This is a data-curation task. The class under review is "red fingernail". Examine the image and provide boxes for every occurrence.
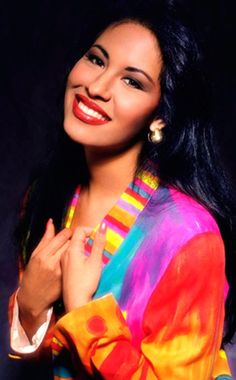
[99,222,107,234]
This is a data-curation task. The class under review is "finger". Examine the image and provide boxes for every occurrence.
[42,228,72,257]
[40,218,55,243]
[32,219,55,257]
[51,240,71,261]
[80,226,94,236]
[69,227,88,255]
[89,222,107,265]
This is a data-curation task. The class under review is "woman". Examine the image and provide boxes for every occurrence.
[9,3,236,380]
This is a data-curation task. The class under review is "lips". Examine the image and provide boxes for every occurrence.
[72,94,111,125]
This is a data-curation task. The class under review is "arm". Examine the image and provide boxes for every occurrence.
[9,290,55,358]
[8,219,72,357]
[54,232,229,379]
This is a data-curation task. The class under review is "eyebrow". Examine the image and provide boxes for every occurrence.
[125,67,154,85]
[92,44,109,59]
[91,44,155,85]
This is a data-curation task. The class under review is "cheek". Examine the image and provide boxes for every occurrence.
[67,63,80,83]
[64,85,73,114]
[67,61,94,87]
[117,96,158,125]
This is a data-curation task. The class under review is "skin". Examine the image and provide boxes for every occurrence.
[17,220,72,339]
[17,21,165,341]
[64,22,163,150]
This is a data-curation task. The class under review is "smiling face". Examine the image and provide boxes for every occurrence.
[64,21,163,152]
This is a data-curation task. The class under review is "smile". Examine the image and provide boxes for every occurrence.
[78,101,107,120]
[72,94,111,125]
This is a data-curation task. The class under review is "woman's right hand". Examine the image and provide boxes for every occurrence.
[17,219,72,341]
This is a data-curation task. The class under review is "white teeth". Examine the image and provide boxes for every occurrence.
[78,101,107,121]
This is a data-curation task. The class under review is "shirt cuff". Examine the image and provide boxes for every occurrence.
[53,294,130,373]
[10,293,53,354]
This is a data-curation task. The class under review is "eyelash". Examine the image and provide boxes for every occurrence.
[85,52,104,67]
[85,52,143,90]
[123,77,143,90]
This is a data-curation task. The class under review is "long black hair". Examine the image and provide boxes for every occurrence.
[17,1,236,344]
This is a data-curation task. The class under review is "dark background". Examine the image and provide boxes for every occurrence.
[0,1,235,378]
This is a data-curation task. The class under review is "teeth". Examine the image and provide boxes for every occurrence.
[78,101,107,121]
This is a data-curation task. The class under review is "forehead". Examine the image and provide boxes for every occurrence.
[94,22,163,76]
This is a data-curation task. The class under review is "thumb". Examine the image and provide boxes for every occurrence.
[89,222,107,266]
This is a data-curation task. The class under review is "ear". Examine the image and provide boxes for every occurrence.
[149,118,166,132]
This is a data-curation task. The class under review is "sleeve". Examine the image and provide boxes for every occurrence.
[8,184,55,359]
[8,290,55,360]
[10,289,53,354]
[53,232,230,379]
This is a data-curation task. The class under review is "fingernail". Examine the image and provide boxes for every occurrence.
[46,218,53,229]
[99,222,107,234]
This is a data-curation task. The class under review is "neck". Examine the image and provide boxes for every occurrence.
[84,142,143,199]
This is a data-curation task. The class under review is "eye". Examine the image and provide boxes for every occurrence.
[85,52,104,67]
[123,77,143,90]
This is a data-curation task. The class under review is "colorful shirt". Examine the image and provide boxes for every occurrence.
[9,163,232,379]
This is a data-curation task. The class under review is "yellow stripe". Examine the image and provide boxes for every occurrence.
[67,208,75,218]
[65,219,72,228]
[65,209,76,228]
[107,228,123,248]
[121,193,143,210]
[109,207,136,226]
[139,171,159,189]
[105,241,117,254]
[86,227,122,255]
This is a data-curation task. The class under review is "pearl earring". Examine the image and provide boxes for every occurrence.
[148,123,164,143]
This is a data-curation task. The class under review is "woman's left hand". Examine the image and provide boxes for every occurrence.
[61,223,107,313]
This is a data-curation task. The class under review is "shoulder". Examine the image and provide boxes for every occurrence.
[135,185,225,282]
[138,185,223,257]
[147,184,220,234]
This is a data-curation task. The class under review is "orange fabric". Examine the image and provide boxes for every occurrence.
[53,234,231,379]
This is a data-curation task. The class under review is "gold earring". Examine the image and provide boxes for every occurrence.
[148,119,165,144]
[148,127,163,143]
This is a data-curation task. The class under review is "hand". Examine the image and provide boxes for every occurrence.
[61,223,107,313]
[17,219,72,339]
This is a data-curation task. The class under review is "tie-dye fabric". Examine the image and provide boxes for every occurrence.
[9,163,232,379]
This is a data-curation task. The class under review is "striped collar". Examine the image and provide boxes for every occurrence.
[65,162,159,264]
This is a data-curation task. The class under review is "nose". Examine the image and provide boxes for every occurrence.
[86,71,112,101]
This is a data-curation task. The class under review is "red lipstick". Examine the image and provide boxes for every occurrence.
[72,94,111,125]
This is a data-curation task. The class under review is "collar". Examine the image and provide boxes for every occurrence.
[65,161,159,264]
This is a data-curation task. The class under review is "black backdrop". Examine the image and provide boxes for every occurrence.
[0,1,235,379]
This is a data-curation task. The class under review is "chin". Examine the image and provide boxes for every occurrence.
[63,119,86,143]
